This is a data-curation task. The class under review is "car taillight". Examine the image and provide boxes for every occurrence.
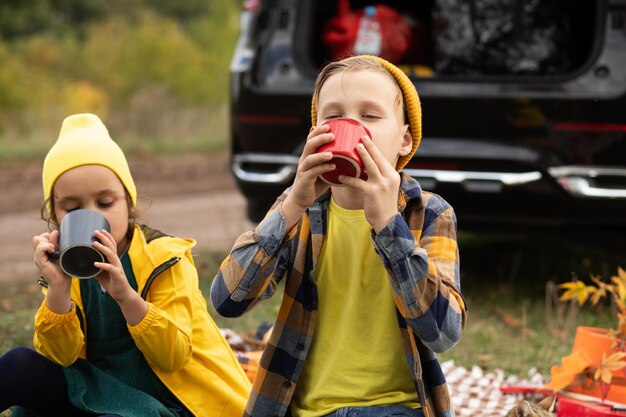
[553,123,626,133]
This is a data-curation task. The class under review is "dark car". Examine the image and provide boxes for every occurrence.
[229,0,626,232]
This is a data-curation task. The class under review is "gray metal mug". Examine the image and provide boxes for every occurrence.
[57,209,111,279]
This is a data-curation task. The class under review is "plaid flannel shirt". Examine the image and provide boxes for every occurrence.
[211,173,467,417]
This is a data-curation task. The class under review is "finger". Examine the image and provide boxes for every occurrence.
[99,229,116,245]
[35,240,57,257]
[93,241,119,265]
[307,123,330,139]
[34,241,60,269]
[32,233,51,250]
[93,240,113,254]
[299,152,335,173]
[361,136,396,176]
[303,131,334,157]
[300,162,337,185]
[49,230,60,245]
[94,261,115,273]
[304,124,332,148]
[364,137,396,175]
[93,242,121,269]
[356,141,380,179]
[33,237,43,251]
[337,174,367,191]
[94,230,116,250]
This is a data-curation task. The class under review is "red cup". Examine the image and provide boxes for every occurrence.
[317,118,370,186]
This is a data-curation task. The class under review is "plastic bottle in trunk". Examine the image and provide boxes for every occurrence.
[353,6,381,56]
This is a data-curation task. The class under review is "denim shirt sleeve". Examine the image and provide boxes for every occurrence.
[372,204,466,354]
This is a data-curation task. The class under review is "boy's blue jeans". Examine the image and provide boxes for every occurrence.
[322,405,425,417]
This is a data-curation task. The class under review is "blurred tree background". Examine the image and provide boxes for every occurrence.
[0,0,240,160]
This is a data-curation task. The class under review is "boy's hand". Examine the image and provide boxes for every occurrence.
[282,125,335,226]
[339,136,401,233]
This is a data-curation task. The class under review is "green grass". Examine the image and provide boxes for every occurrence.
[0,104,229,164]
[195,253,282,335]
[1,232,624,415]
[444,230,622,375]
[0,282,42,356]
[437,281,608,376]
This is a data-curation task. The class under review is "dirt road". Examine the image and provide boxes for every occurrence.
[0,152,256,286]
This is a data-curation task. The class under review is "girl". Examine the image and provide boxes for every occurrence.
[0,114,250,417]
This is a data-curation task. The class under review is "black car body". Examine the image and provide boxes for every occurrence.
[229,0,626,231]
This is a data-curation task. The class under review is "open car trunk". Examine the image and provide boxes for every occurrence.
[310,0,602,79]
[230,0,626,225]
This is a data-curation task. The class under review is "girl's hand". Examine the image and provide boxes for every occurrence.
[282,125,335,225]
[33,230,72,313]
[93,229,133,303]
[338,136,401,233]
[33,230,68,287]
[93,230,148,326]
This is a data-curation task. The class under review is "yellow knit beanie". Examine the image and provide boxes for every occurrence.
[43,113,137,208]
[311,55,422,170]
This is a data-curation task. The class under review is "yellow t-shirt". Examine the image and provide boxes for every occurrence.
[290,198,419,417]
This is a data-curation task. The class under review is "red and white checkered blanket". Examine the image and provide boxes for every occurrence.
[442,360,548,417]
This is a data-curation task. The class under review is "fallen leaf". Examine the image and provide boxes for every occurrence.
[523,328,537,337]
[501,312,523,327]
[476,354,494,362]
[0,298,14,312]
[594,352,626,384]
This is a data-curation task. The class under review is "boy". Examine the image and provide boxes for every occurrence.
[211,55,467,417]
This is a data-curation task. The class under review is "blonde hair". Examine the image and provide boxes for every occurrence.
[311,56,406,124]
[310,55,422,170]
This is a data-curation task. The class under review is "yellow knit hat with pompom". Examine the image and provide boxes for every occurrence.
[311,55,422,171]
[42,113,137,208]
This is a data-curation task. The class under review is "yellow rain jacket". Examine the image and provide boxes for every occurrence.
[33,224,251,417]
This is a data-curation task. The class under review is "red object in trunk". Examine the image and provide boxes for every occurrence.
[322,0,416,63]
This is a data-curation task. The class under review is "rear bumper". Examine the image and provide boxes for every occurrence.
[231,152,626,228]
[548,166,626,198]
[232,151,626,198]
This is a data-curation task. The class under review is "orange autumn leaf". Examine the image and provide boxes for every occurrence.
[0,298,13,312]
[615,266,626,282]
[611,271,626,305]
[501,312,523,327]
[594,352,626,384]
[590,275,609,305]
